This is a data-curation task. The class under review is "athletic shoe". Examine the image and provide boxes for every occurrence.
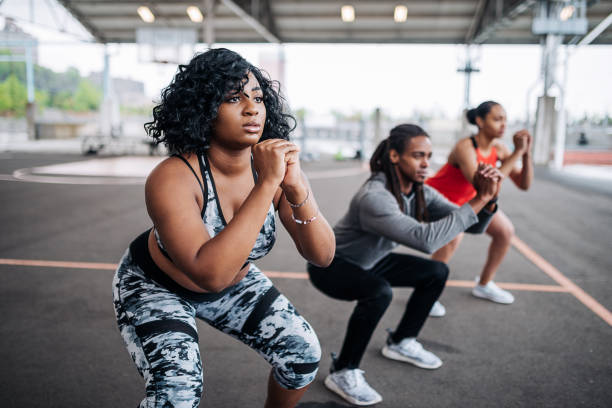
[429,300,446,317]
[381,331,442,369]
[472,278,515,304]
[324,368,382,406]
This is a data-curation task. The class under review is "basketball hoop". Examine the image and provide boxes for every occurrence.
[136,27,197,65]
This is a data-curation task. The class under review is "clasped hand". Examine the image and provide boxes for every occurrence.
[513,130,532,155]
[252,139,305,192]
[473,163,503,203]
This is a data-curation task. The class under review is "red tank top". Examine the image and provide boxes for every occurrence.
[426,137,498,206]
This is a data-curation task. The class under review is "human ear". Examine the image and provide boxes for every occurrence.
[389,149,399,164]
[475,116,484,128]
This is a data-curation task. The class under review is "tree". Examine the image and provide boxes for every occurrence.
[0,63,101,112]
[72,80,101,111]
[52,90,74,111]
[35,89,49,110]
[0,74,27,116]
[0,81,12,113]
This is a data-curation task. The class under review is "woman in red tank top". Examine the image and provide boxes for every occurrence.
[425,101,533,311]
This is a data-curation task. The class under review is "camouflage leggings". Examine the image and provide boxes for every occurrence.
[112,248,321,408]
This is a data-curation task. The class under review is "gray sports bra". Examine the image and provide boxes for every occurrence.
[154,154,276,265]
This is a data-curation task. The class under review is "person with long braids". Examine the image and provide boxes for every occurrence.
[426,101,533,309]
[307,124,501,406]
[112,48,335,408]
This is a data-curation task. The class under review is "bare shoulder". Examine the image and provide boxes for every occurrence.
[453,137,476,154]
[450,137,476,164]
[145,156,201,206]
[147,156,186,189]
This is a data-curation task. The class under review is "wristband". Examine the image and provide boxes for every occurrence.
[291,212,318,225]
[286,189,310,208]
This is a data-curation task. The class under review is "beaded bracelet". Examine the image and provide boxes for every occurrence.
[287,189,310,208]
[291,212,318,225]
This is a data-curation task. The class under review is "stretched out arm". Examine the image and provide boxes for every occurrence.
[359,165,501,253]
[426,185,497,235]
[359,191,477,254]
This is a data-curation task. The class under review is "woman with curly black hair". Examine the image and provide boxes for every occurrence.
[112,48,335,408]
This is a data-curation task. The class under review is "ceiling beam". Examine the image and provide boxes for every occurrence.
[568,0,603,44]
[470,0,536,44]
[220,0,280,43]
[57,0,107,42]
[578,10,612,45]
[465,0,490,42]
[66,0,193,3]
[261,0,279,39]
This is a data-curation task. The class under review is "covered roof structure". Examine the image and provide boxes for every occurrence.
[57,0,612,45]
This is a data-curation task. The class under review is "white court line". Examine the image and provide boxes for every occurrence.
[511,236,612,326]
[6,157,368,185]
[12,169,146,185]
[0,258,568,293]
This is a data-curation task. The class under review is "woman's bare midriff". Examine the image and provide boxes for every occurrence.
[147,229,250,293]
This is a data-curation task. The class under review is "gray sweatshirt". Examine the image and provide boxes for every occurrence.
[334,172,496,270]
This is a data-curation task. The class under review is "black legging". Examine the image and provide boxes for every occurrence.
[308,253,449,370]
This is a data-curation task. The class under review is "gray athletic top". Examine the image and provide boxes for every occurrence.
[334,172,495,270]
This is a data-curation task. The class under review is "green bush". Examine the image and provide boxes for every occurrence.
[0,62,102,113]
[0,74,27,116]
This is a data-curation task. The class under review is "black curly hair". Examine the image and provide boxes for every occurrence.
[145,48,295,155]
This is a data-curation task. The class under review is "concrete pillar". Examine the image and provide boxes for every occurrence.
[373,107,382,146]
[534,95,557,165]
[542,34,562,95]
[458,45,479,141]
[25,44,35,103]
[358,119,365,161]
[204,0,215,47]
[553,46,569,170]
[24,43,36,140]
[99,48,111,137]
[99,46,121,137]
[534,33,562,165]
[26,102,36,140]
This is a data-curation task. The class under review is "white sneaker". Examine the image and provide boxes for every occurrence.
[472,279,515,304]
[381,335,442,369]
[324,368,383,406]
[429,300,446,317]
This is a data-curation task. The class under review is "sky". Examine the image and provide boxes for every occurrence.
[1,0,611,122]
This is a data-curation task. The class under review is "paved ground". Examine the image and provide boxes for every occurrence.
[0,152,611,408]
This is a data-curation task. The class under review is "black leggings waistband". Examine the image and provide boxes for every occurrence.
[129,229,238,302]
